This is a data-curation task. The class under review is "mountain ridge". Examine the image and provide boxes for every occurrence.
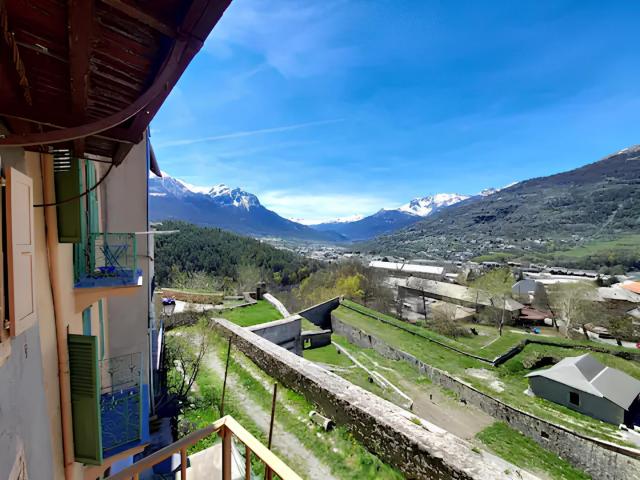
[366,145,640,262]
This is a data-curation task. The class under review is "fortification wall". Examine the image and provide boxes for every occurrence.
[212,318,537,480]
[247,315,302,356]
[298,297,340,330]
[331,316,640,480]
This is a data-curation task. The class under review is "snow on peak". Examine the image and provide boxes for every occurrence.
[207,184,261,210]
[176,179,211,194]
[398,193,469,217]
[148,173,260,209]
[304,214,365,225]
[480,181,518,196]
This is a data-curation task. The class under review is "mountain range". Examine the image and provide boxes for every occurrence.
[367,145,640,264]
[148,174,345,242]
[148,173,471,241]
[149,145,640,256]
[309,193,470,241]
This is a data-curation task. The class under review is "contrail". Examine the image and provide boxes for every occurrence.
[155,118,344,148]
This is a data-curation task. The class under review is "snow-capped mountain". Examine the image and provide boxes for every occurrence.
[148,173,344,242]
[149,173,260,210]
[310,193,469,241]
[397,193,470,217]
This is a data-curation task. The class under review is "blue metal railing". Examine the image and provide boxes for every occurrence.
[100,352,149,457]
[75,233,141,288]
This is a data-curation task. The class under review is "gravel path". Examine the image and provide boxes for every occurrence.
[206,348,337,480]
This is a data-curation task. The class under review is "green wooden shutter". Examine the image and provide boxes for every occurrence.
[68,334,103,465]
[54,157,82,243]
[87,162,100,234]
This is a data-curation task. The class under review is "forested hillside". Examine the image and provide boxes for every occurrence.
[154,221,318,287]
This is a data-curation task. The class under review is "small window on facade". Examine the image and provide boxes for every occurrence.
[569,391,580,406]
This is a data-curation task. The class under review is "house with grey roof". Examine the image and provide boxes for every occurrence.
[526,354,640,426]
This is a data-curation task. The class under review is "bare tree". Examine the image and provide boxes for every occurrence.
[471,268,514,336]
[164,318,210,400]
[432,302,466,339]
[236,264,262,294]
[547,283,596,339]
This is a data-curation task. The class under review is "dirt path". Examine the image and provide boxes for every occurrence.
[346,350,494,440]
[397,378,494,439]
[206,348,338,480]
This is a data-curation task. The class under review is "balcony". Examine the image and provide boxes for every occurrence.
[100,353,150,459]
[105,415,301,480]
[74,233,143,311]
[68,335,150,466]
[75,233,142,288]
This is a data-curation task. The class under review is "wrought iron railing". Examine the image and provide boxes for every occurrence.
[100,353,146,457]
[75,232,141,288]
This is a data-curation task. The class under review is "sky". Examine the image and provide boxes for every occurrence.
[151,0,640,224]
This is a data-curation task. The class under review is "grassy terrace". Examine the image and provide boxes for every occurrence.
[477,423,590,480]
[183,328,403,480]
[333,303,640,446]
[341,300,638,359]
[220,300,282,327]
[305,337,591,479]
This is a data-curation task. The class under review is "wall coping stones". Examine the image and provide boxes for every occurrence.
[212,318,538,480]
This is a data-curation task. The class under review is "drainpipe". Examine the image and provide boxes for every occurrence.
[41,155,75,480]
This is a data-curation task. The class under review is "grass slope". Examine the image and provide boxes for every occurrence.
[477,422,591,480]
[221,300,282,327]
[333,304,640,445]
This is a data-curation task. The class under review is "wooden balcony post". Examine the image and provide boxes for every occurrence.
[180,447,187,480]
[245,444,251,480]
[265,464,273,480]
[222,425,232,480]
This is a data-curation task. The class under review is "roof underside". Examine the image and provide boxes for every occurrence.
[0,0,231,162]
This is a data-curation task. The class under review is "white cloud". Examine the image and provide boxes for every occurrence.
[155,119,343,148]
[260,189,389,224]
[205,0,356,78]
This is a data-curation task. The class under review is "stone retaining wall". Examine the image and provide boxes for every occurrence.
[212,318,538,480]
[298,297,340,330]
[332,315,640,480]
[247,315,302,355]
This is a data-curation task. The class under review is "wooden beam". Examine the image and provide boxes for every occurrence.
[100,0,177,38]
[0,108,136,144]
[115,0,233,144]
[111,141,133,166]
[68,0,94,156]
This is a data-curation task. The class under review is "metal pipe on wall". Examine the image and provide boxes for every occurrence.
[40,154,75,480]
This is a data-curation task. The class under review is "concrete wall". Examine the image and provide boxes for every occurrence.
[0,325,55,480]
[332,315,640,480]
[529,377,624,425]
[104,139,150,383]
[301,329,332,350]
[247,316,302,355]
[213,318,538,480]
[298,297,340,330]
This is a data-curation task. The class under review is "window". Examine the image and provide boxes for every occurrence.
[569,391,580,406]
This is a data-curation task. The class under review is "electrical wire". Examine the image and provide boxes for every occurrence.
[33,162,114,208]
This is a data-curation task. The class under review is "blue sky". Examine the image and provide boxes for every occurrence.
[151,0,640,223]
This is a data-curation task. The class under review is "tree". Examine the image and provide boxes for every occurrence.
[431,302,467,339]
[236,264,262,294]
[164,316,210,401]
[471,267,514,336]
[547,283,596,339]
